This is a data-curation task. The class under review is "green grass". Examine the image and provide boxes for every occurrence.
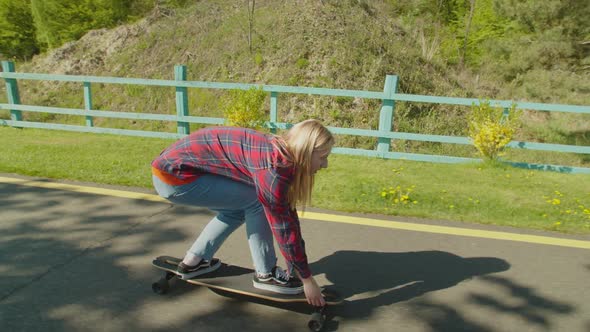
[314,155,590,234]
[1,127,589,235]
[0,127,171,186]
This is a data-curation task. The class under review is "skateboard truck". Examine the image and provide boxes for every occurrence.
[308,305,327,332]
[151,271,176,295]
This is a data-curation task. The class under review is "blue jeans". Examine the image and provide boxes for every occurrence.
[152,174,277,275]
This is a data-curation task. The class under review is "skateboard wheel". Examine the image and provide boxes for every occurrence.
[307,312,325,332]
[152,278,170,295]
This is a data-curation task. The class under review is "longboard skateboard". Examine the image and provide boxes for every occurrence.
[152,256,342,331]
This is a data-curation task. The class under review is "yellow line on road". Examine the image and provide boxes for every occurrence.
[301,212,590,250]
[0,176,166,202]
[2,176,589,250]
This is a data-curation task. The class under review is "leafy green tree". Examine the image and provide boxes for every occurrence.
[493,0,589,37]
[0,0,186,57]
[30,0,131,49]
[480,0,589,80]
[0,0,39,59]
[442,0,511,66]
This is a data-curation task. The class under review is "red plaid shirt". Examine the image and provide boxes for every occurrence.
[151,126,311,278]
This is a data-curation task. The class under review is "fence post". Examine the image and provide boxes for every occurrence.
[270,91,278,133]
[83,82,94,127]
[501,107,510,122]
[174,65,190,135]
[377,74,398,154]
[1,61,22,123]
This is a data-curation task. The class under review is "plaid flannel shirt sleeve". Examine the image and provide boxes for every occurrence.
[252,168,311,279]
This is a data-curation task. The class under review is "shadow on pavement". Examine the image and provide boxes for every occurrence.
[311,250,574,331]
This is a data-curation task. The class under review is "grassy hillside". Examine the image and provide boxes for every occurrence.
[1,0,588,167]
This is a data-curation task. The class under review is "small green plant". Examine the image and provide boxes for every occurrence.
[254,52,264,67]
[468,101,521,161]
[223,87,267,130]
[296,58,309,69]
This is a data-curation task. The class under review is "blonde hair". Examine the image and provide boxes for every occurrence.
[281,119,335,210]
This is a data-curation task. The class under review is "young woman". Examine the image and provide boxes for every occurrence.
[151,119,335,307]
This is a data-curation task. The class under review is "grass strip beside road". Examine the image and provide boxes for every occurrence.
[1,127,589,234]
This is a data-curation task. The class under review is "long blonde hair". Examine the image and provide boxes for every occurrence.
[280,119,335,210]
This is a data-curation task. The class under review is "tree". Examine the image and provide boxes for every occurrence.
[0,0,39,59]
[459,0,475,67]
[441,0,510,66]
[30,0,132,50]
[481,0,589,80]
[246,0,255,53]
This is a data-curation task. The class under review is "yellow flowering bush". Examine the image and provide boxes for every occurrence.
[469,102,521,161]
[223,87,267,130]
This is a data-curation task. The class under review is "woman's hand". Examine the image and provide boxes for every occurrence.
[301,276,326,307]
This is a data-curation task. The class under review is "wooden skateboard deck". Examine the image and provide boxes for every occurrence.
[151,256,342,304]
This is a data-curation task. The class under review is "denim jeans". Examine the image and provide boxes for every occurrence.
[152,174,277,275]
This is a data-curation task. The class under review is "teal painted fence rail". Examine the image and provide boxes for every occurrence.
[1,60,589,174]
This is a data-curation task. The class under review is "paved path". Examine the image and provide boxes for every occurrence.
[1,174,589,332]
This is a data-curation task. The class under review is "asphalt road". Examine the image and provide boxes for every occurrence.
[1,174,589,332]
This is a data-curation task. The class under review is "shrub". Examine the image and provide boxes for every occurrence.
[223,86,267,130]
[468,101,521,161]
